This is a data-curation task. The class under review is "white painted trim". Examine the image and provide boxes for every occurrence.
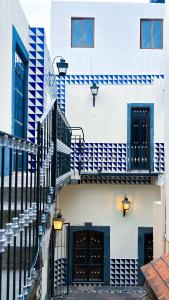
[56,171,71,187]
[57,139,72,154]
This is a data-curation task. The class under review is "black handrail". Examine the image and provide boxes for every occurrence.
[0,96,73,299]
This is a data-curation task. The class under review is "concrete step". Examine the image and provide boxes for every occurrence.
[52,286,147,300]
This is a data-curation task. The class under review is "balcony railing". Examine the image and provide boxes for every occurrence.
[71,142,164,175]
[0,98,72,299]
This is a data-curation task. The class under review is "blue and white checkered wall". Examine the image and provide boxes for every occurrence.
[28,27,53,144]
[110,259,138,286]
[71,142,165,174]
[54,258,138,287]
[28,27,45,144]
[54,258,67,289]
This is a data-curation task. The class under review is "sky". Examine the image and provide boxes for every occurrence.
[19,0,148,48]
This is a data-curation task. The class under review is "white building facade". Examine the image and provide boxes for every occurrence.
[0,0,29,135]
[0,0,167,298]
[0,2,54,299]
[0,0,53,142]
[164,0,169,251]
[51,0,165,287]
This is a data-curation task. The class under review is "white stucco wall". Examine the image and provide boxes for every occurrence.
[0,0,29,134]
[153,200,165,259]
[164,1,169,240]
[66,79,164,142]
[59,184,160,258]
[51,0,165,269]
[51,0,164,143]
[51,0,164,74]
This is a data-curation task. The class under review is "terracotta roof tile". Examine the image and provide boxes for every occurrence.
[141,253,169,300]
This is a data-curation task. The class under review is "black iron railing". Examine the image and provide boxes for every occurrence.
[0,133,40,300]
[0,99,72,299]
[57,111,71,147]
[71,128,85,178]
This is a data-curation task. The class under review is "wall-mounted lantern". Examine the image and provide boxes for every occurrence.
[122,194,131,217]
[90,82,99,107]
[53,208,64,230]
[52,209,70,294]
[49,56,68,86]
[56,57,68,77]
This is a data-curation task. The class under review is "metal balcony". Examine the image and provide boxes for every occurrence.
[0,98,74,300]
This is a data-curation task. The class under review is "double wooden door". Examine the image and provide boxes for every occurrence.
[73,231,104,282]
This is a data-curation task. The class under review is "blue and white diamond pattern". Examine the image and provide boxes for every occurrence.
[110,259,138,286]
[154,143,165,172]
[28,27,45,144]
[55,79,65,112]
[54,258,67,288]
[72,282,104,287]
[71,142,165,174]
[71,142,127,173]
[55,74,164,86]
[81,175,152,184]
[56,258,138,287]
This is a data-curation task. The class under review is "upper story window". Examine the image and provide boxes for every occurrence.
[14,50,27,139]
[130,107,150,171]
[140,19,163,49]
[71,18,94,48]
[12,26,29,141]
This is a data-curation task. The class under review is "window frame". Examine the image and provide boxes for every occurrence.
[14,50,28,138]
[140,18,163,49]
[12,26,29,139]
[130,107,150,171]
[127,103,154,173]
[71,17,95,48]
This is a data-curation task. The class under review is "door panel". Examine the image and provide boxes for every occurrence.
[131,108,150,170]
[144,233,153,264]
[73,231,104,282]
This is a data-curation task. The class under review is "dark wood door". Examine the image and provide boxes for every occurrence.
[131,108,150,170]
[73,231,104,282]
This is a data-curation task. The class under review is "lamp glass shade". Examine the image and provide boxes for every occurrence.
[122,197,131,211]
[56,58,68,76]
[53,218,64,230]
[53,211,64,230]
[90,83,99,96]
